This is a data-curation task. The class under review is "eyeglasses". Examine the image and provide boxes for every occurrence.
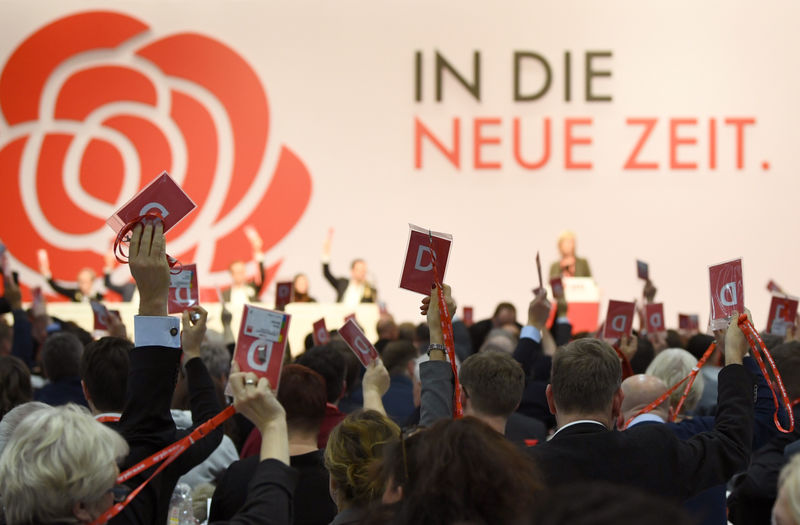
[109,484,131,504]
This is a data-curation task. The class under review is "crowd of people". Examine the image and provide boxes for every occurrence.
[1,222,799,525]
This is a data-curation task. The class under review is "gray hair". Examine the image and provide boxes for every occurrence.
[0,403,128,523]
[200,343,231,380]
[646,348,704,412]
[0,401,49,458]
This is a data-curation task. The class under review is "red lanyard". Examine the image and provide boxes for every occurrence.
[622,342,716,429]
[96,414,121,423]
[737,314,794,433]
[428,232,462,418]
[89,405,236,525]
[113,212,181,273]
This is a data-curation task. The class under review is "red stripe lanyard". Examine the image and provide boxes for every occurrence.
[428,231,462,418]
[113,212,181,273]
[96,414,121,423]
[738,314,794,433]
[89,405,236,525]
[623,342,716,429]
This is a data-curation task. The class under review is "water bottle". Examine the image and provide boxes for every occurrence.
[167,483,195,525]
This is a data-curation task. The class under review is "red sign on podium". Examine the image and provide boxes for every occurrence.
[275,281,293,310]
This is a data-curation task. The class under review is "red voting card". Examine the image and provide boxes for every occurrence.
[31,287,46,316]
[339,318,379,366]
[550,277,564,298]
[312,318,330,346]
[275,281,293,310]
[231,304,290,391]
[644,303,666,334]
[637,260,649,280]
[709,258,744,330]
[603,300,636,339]
[168,264,199,314]
[400,224,452,295]
[344,313,356,324]
[90,301,120,332]
[767,280,784,294]
[767,295,799,336]
[106,171,196,233]
[462,306,474,326]
[679,314,700,331]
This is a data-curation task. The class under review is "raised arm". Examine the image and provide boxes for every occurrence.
[419,284,457,427]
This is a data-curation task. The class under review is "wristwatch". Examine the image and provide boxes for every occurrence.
[427,343,447,357]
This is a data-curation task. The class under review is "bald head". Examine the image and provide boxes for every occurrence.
[620,374,670,423]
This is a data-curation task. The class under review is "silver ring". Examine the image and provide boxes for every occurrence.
[245,379,256,386]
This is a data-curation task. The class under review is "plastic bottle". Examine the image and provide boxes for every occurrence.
[167,483,195,525]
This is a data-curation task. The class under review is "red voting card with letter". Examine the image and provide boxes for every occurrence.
[679,314,700,331]
[275,282,293,310]
[168,264,199,314]
[90,301,120,332]
[339,318,379,366]
[106,171,196,233]
[400,224,452,295]
[767,295,799,336]
[312,318,330,346]
[462,306,474,326]
[709,258,744,330]
[644,303,666,334]
[603,300,636,339]
[232,305,290,391]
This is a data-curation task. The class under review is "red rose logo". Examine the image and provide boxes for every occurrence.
[0,11,312,289]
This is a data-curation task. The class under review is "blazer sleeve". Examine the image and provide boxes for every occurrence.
[419,360,454,427]
[674,364,754,499]
[104,272,136,301]
[11,308,36,370]
[172,357,224,475]
[322,262,340,291]
[513,337,551,382]
[47,277,79,302]
[248,258,267,299]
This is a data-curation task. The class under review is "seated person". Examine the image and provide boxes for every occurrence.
[210,364,338,524]
[35,333,88,408]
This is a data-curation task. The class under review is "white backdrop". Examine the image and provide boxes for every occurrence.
[1,1,798,330]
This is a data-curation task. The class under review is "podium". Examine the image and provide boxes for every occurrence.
[549,277,600,333]
[36,302,380,358]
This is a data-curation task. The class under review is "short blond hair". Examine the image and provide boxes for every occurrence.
[0,404,128,523]
[646,349,704,411]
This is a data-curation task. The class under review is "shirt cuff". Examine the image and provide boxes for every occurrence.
[556,316,570,324]
[520,325,542,343]
[134,316,181,348]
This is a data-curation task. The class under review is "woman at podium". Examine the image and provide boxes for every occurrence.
[549,231,592,278]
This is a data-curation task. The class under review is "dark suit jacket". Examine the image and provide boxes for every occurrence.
[109,346,223,525]
[221,259,266,302]
[322,263,376,303]
[104,272,137,302]
[528,365,754,501]
[548,257,591,278]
